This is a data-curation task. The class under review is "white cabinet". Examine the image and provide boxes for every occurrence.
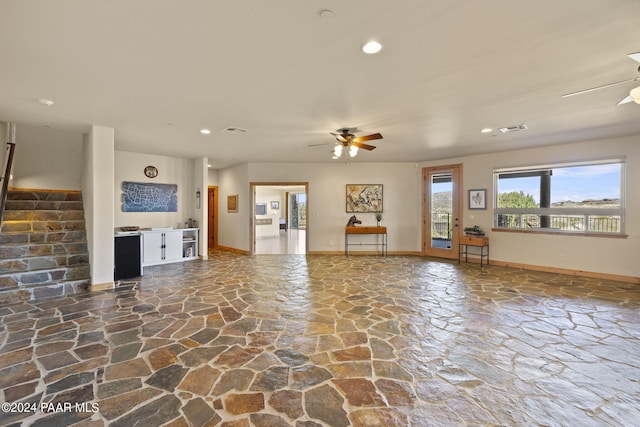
[181,228,198,260]
[141,229,187,266]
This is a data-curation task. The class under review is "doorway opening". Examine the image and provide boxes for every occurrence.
[423,164,462,260]
[251,183,308,254]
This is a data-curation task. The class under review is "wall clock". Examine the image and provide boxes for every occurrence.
[144,165,158,178]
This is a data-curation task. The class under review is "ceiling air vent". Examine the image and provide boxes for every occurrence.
[223,127,248,134]
[498,124,528,134]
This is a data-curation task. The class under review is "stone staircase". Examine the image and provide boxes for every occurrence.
[0,189,91,304]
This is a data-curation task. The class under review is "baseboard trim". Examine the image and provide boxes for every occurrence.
[218,246,250,255]
[8,187,81,193]
[91,281,114,292]
[490,260,640,284]
[307,251,422,256]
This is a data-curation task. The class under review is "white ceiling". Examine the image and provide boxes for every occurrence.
[1,1,640,169]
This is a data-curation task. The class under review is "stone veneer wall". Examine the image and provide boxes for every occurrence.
[0,189,91,304]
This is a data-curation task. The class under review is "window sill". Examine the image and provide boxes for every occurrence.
[491,228,627,238]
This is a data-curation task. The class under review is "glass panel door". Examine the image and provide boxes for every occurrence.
[423,164,462,259]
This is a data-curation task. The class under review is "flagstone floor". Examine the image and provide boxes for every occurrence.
[1,251,639,426]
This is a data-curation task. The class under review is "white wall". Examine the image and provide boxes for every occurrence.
[114,151,195,229]
[218,163,249,250]
[216,162,421,253]
[12,124,83,190]
[255,186,283,237]
[420,135,640,278]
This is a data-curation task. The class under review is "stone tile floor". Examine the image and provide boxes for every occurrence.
[0,251,639,426]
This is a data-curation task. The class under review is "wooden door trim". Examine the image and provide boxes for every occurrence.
[422,164,463,258]
[249,182,309,254]
[208,186,218,249]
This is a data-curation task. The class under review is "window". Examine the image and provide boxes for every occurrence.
[493,158,624,235]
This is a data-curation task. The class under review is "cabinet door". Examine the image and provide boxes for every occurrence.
[142,232,163,265]
[163,231,183,262]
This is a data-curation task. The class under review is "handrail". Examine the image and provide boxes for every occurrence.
[0,142,16,224]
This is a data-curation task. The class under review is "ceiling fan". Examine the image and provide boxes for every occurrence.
[308,128,383,159]
[562,52,640,105]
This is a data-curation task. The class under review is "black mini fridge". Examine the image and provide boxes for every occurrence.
[114,234,141,280]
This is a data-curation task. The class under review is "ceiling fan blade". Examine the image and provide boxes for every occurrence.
[308,142,330,147]
[330,132,348,143]
[628,52,640,63]
[562,77,640,98]
[352,133,383,143]
[617,95,634,105]
[352,142,376,151]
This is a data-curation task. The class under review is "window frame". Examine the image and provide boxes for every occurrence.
[492,157,626,237]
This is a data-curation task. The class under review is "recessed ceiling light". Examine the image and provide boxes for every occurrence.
[38,98,55,107]
[362,41,382,55]
[481,128,493,133]
[200,129,211,135]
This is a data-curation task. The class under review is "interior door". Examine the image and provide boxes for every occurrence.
[423,164,462,259]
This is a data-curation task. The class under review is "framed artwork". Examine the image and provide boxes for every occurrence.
[346,184,383,213]
[271,201,279,209]
[122,181,177,212]
[468,189,487,210]
[227,194,238,213]
[255,203,267,215]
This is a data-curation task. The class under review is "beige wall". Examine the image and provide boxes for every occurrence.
[8,123,640,280]
[421,135,639,278]
[113,150,196,230]
[12,124,82,190]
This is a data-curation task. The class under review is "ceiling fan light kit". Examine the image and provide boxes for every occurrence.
[362,41,383,54]
[329,128,383,160]
[630,86,640,104]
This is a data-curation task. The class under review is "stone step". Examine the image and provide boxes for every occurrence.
[0,278,91,305]
[0,240,88,260]
[4,199,84,211]
[0,264,90,296]
[2,209,85,221]
[6,189,82,203]
[0,252,89,273]
[0,230,87,245]
[0,219,86,233]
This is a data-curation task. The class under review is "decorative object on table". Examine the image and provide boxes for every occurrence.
[271,201,279,209]
[468,189,487,210]
[375,213,382,226]
[464,225,485,236]
[346,184,383,213]
[122,182,177,212]
[346,215,362,226]
[144,165,158,178]
[119,226,140,232]
[227,194,238,213]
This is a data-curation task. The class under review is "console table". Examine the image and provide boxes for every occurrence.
[345,226,387,256]
[458,235,489,266]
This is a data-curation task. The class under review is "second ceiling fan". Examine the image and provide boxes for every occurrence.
[562,52,640,105]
